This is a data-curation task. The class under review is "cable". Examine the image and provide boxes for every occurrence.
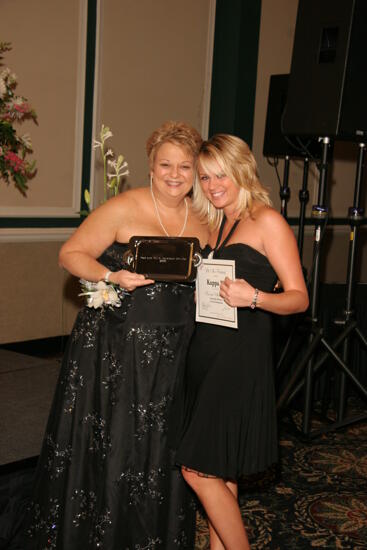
[266,156,282,189]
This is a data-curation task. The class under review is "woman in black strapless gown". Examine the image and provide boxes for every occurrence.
[176,134,309,549]
[23,121,209,549]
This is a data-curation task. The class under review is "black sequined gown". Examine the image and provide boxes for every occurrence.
[25,243,196,550]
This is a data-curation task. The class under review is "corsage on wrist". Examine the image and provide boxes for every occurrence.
[104,270,112,283]
[79,273,124,309]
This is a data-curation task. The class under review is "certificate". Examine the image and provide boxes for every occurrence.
[195,258,238,329]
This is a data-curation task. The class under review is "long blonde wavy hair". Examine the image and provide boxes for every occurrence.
[192,134,272,230]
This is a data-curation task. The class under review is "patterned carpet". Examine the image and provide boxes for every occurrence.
[1,403,367,549]
[194,402,367,549]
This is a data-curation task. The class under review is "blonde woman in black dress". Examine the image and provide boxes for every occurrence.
[176,134,309,549]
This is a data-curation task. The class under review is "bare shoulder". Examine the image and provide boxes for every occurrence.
[101,186,149,215]
[115,186,149,209]
[253,205,292,234]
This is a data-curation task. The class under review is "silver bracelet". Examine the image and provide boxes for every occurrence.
[104,270,112,283]
[250,288,259,310]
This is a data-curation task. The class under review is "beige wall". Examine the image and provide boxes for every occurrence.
[93,0,213,203]
[0,0,85,214]
[0,242,81,343]
[0,0,214,343]
[1,0,366,344]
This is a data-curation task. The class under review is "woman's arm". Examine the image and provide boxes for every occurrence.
[220,208,309,315]
[59,195,153,291]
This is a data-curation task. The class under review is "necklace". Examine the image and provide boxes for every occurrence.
[150,185,188,237]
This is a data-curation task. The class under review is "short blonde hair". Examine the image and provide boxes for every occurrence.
[146,120,202,168]
[192,134,271,229]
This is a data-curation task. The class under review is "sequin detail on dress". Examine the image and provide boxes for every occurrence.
[71,308,106,349]
[101,351,125,405]
[45,435,73,479]
[117,468,166,505]
[82,413,112,459]
[71,489,112,547]
[27,498,60,549]
[125,326,178,368]
[133,537,163,549]
[129,395,172,439]
[60,360,84,413]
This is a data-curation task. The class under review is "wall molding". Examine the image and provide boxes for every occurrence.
[88,0,102,211]
[0,227,74,243]
[0,0,88,221]
[0,0,96,237]
[0,206,81,218]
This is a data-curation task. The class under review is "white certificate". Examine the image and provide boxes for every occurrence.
[195,258,238,329]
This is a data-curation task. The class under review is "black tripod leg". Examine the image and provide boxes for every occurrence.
[277,328,322,410]
[321,336,367,400]
[287,320,357,403]
[355,326,367,347]
[297,157,310,261]
[280,156,290,219]
[338,143,366,420]
[302,137,331,435]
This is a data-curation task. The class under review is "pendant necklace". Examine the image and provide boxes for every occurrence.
[150,184,188,237]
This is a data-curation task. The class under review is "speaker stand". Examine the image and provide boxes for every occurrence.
[280,156,290,218]
[277,136,330,435]
[277,139,367,437]
[297,157,310,262]
[275,156,310,380]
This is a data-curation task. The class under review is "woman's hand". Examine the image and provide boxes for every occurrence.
[219,277,254,308]
[110,269,154,292]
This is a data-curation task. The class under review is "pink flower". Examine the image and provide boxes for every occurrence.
[14,102,31,114]
[4,151,26,174]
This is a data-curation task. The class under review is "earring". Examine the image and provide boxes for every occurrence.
[150,174,153,188]
[207,200,210,218]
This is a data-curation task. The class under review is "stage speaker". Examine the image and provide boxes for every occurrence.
[283,0,367,140]
[263,74,320,159]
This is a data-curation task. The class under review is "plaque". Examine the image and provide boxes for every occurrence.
[123,236,202,282]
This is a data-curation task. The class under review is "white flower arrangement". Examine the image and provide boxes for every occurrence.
[79,279,124,309]
[81,124,129,216]
[79,124,130,308]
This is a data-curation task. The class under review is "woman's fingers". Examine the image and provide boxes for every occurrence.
[116,270,154,291]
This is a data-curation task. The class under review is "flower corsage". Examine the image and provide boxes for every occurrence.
[79,279,126,309]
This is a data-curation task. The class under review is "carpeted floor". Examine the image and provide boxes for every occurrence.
[1,403,366,549]
[195,403,367,549]
[0,349,61,465]
[1,344,366,549]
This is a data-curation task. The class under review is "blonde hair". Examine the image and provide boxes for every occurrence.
[146,120,202,168]
[192,134,272,229]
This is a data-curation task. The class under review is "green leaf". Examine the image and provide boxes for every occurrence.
[79,209,90,217]
[84,188,91,205]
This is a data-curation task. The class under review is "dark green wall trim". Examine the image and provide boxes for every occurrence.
[80,0,97,215]
[1,0,97,229]
[0,218,81,228]
[209,0,262,147]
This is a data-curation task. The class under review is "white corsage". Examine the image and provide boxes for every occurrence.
[79,279,122,309]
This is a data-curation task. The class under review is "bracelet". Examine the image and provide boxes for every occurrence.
[104,270,112,283]
[250,288,259,310]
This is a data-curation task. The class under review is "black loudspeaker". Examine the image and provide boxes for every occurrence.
[263,74,320,159]
[283,0,367,140]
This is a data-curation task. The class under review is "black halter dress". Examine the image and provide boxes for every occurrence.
[176,217,279,479]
